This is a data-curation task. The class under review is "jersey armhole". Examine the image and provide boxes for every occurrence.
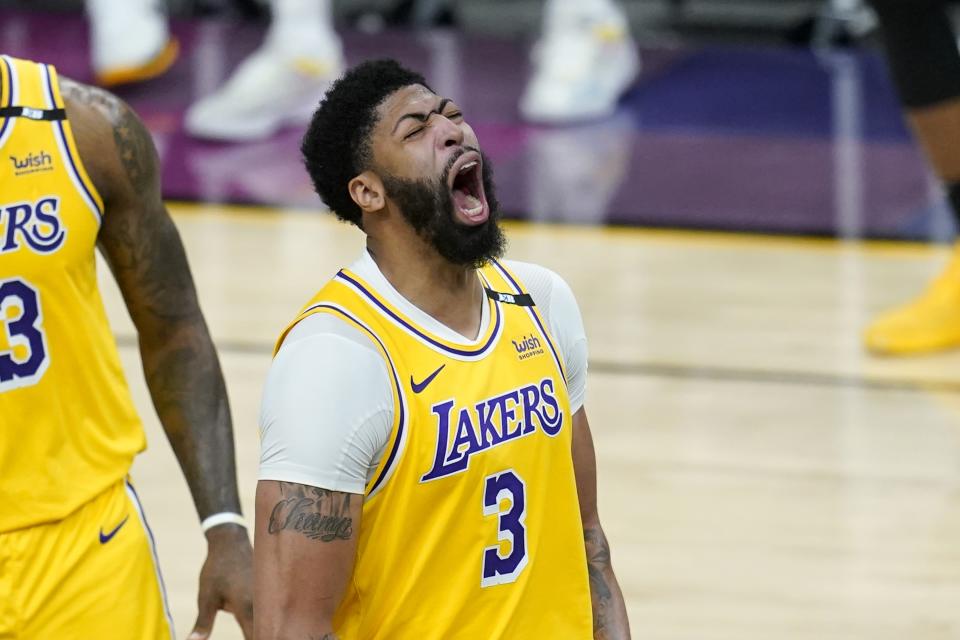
[44,64,105,219]
[491,259,569,382]
[0,56,16,148]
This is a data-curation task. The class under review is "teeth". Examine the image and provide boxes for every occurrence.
[462,195,483,215]
[458,161,478,174]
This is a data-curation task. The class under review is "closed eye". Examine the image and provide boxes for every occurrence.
[402,107,462,139]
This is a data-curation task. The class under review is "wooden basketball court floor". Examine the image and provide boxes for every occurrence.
[102,202,960,640]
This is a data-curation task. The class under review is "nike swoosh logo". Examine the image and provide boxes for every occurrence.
[410,365,445,394]
[99,515,129,544]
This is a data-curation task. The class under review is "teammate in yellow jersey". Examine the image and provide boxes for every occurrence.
[0,56,252,638]
[254,59,630,639]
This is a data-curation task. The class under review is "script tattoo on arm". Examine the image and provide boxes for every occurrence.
[268,483,354,542]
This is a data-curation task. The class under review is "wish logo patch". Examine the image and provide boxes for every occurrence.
[511,334,544,361]
[10,150,53,177]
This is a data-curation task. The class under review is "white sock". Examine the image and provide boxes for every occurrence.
[271,0,330,27]
[87,0,164,22]
[266,0,338,55]
[543,0,626,30]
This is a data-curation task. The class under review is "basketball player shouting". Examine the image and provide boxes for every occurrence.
[255,60,630,639]
[0,56,252,638]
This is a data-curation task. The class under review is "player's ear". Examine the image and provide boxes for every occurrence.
[349,171,385,213]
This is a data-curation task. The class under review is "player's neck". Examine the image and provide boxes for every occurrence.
[366,237,484,340]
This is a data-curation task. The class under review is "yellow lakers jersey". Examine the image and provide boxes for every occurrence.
[0,56,144,532]
[275,260,593,639]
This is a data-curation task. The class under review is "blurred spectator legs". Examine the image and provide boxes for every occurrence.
[184,0,343,141]
[87,0,178,85]
[520,0,640,123]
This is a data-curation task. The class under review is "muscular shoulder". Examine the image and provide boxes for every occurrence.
[280,311,385,357]
[260,312,394,492]
[59,76,158,205]
[267,312,393,421]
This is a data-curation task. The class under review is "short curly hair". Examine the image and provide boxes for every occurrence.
[301,59,431,227]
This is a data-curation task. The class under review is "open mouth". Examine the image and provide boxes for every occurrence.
[448,152,489,225]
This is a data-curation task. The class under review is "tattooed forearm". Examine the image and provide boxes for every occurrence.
[268,483,354,542]
[99,190,197,323]
[585,526,614,635]
[584,525,630,640]
[309,635,339,640]
[61,78,242,522]
[140,334,238,519]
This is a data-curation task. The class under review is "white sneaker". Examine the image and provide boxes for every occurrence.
[185,39,343,142]
[520,17,640,123]
[87,0,178,86]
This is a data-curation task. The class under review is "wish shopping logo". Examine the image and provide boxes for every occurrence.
[512,334,545,361]
[10,150,53,176]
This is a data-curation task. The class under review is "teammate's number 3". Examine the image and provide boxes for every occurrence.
[0,278,49,391]
[481,469,528,587]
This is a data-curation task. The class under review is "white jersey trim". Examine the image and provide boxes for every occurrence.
[124,479,176,640]
[0,55,19,150]
[39,63,102,225]
[333,266,503,362]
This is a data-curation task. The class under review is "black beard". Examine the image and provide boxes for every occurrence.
[381,151,505,269]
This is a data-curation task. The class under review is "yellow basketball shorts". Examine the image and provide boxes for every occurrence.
[0,478,174,639]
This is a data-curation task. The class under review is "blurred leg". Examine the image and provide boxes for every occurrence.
[185,0,343,141]
[864,0,960,354]
[86,0,178,86]
[520,0,640,123]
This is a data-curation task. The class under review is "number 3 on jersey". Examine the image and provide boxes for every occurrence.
[482,469,528,587]
[0,278,50,391]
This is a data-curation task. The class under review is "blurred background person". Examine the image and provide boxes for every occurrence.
[520,0,640,123]
[86,0,179,86]
[84,0,639,140]
[183,0,344,140]
[87,0,345,140]
[861,0,960,355]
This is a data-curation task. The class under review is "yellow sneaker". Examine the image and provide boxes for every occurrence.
[864,243,960,355]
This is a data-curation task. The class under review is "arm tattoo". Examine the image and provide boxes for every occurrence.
[268,483,354,542]
[63,77,242,521]
[585,526,615,638]
[61,78,155,194]
[111,101,155,193]
[309,635,339,640]
[65,77,195,323]
[96,185,195,323]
